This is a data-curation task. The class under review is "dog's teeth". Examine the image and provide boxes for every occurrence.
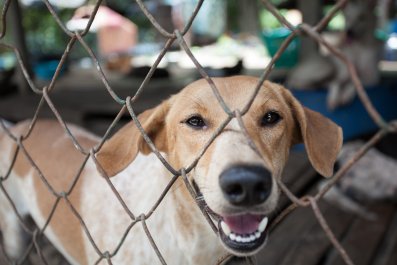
[255,231,261,239]
[220,221,231,236]
[228,232,259,243]
[258,217,268,232]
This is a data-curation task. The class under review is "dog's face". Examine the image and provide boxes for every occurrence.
[165,78,293,255]
[97,76,342,256]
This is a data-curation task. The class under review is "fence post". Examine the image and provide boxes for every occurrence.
[238,0,260,35]
[298,0,322,58]
[9,0,33,94]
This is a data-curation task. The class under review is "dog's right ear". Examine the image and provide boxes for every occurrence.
[282,89,343,178]
[96,100,171,177]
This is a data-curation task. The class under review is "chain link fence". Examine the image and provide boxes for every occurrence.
[0,0,397,264]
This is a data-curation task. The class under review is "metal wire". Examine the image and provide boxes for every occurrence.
[0,0,396,265]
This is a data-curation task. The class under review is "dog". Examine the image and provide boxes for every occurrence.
[0,76,342,265]
[287,0,381,110]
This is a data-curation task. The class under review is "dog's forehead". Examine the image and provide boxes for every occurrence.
[172,76,284,112]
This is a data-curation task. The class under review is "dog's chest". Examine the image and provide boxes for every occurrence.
[79,154,199,264]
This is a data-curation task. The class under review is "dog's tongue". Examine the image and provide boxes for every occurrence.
[223,214,263,234]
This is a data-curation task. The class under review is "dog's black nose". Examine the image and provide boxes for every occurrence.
[346,29,355,38]
[219,165,272,207]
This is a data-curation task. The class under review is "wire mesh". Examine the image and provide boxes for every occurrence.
[0,0,396,264]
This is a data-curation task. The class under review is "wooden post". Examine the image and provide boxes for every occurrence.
[298,0,322,59]
[238,0,260,35]
[9,0,33,94]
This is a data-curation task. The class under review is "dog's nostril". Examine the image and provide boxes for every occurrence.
[226,184,243,197]
[254,183,270,202]
[225,183,246,203]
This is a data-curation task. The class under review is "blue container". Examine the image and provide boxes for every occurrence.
[292,83,397,141]
[261,27,299,68]
[34,60,65,80]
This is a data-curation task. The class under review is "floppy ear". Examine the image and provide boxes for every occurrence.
[284,89,343,177]
[96,101,170,177]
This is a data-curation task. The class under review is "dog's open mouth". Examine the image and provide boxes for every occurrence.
[192,180,269,255]
[217,213,269,254]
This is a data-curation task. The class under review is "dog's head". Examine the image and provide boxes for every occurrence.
[96,76,342,256]
[343,0,377,40]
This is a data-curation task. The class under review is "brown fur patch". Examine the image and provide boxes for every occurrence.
[12,120,98,265]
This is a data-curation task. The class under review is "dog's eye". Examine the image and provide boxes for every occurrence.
[261,111,281,126]
[185,116,206,129]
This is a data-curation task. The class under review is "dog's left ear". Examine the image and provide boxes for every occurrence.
[284,89,343,177]
[96,100,171,177]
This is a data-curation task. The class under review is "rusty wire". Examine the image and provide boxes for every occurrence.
[0,0,396,265]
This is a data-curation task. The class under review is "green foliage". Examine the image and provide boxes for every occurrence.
[260,9,289,30]
[324,5,345,31]
[227,0,290,32]
[260,4,345,31]
[22,7,73,56]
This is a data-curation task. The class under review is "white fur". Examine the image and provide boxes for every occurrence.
[82,155,187,264]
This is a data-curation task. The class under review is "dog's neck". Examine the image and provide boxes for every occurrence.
[116,153,226,264]
[164,172,227,264]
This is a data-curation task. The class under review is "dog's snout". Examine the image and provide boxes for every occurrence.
[219,165,272,207]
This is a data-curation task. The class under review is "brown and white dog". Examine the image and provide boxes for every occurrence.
[0,76,342,265]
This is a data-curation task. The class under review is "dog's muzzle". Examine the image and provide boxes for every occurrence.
[216,165,272,254]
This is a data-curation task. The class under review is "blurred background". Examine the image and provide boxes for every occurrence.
[1,0,397,265]
[0,0,389,134]
[1,0,397,136]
